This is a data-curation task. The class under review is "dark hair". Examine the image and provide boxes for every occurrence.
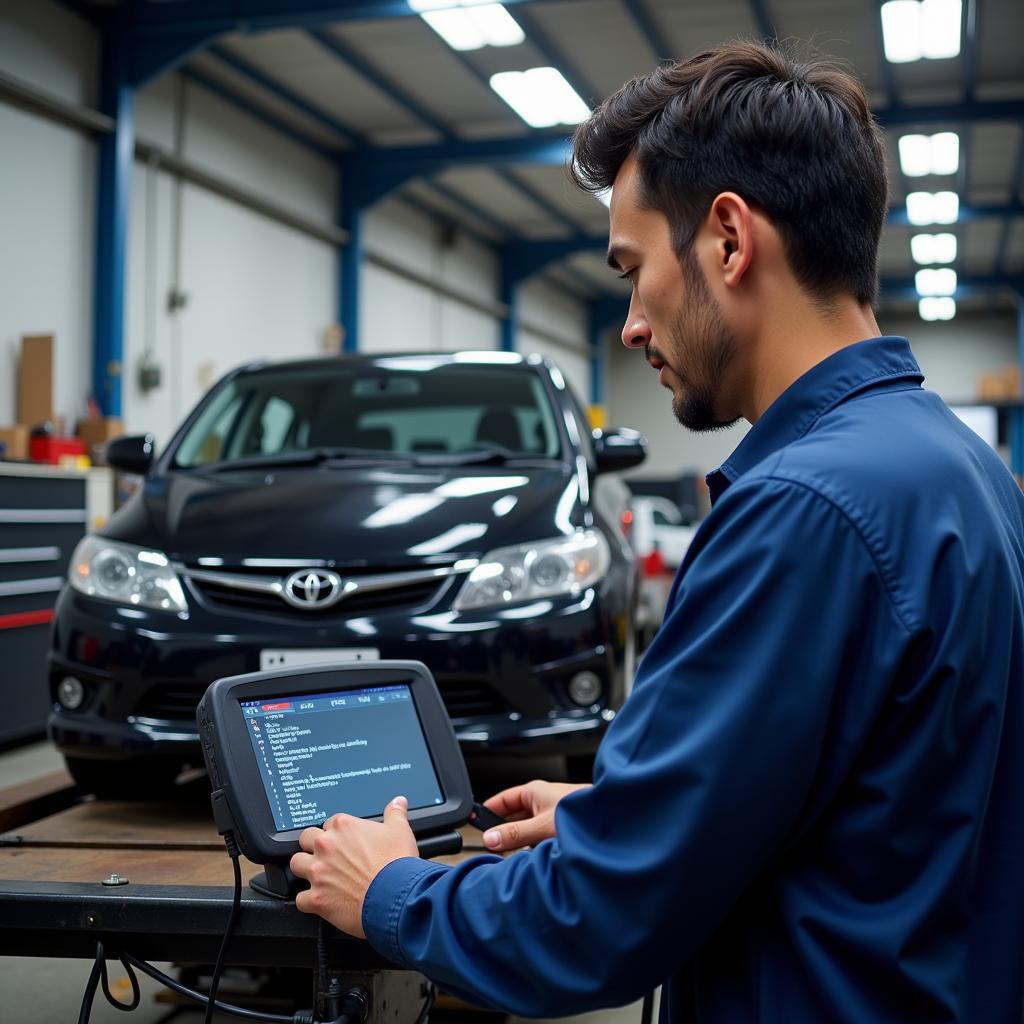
[571,40,888,306]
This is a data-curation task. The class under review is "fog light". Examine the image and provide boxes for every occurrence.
[57,676,85,710]
[568,671,603,707]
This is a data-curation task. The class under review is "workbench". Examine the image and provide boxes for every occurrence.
[0,771,496,1021]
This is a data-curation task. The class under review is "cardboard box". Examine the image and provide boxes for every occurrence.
[77,417,123,459]
[18,334,54,429]
[0,424,29,460]
[978,371,1010,402]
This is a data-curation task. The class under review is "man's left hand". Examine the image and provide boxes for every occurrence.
[290,795,419,937]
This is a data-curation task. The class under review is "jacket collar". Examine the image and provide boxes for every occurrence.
[706,336,924,504]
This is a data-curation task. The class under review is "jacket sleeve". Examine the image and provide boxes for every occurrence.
[361,477,912,1017]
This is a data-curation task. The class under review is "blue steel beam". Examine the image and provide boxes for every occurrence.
[995,132,1024,275]
[92,21,134,416]
[878,273,1024,301]
[307,28,448,138]
[888,202,1024,226]
[497,169,583,234]
[961,0,979,102]
[209,44,363,145]
[620,0,672,62]
[127,0,591,35]
[427,181,512,238]
[876,98,1024,127]
[1014,298,1024,476]
[513,6,602,107]
[181,68,340,158]
[747,0,776,42]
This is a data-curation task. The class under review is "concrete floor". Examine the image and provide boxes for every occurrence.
[0,740,658,1024]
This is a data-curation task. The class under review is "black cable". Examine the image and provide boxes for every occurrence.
[100,946,142,1012]
[77,949,102,1024]
[120,953,294,1023]
[206,837,243,1024]
[78,941,142,1023]
[413,983,435,1024]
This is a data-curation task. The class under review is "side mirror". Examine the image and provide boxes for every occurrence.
[592,427,647,474]
[105,434,156,475]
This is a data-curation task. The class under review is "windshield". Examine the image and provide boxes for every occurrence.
[172,360,563,469]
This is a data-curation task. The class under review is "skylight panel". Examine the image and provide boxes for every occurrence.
[881,0,962,63]
[490,68,590,128]
[411,1,525,51]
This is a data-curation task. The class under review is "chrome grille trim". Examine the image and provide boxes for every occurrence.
[176,560,478,608]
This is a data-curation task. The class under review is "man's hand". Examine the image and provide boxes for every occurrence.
[290,795,419,938]
[480,780,590,852]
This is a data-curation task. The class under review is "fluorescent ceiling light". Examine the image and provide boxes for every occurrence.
[881,0,962,62]
[899,132,959,176]
[915,267,957,295]
[412,1,524,51]
[905,190,959,225]
[490,67,590,128]
[910,232,957,264]
[922,0,963,58]
[918,296,956,321]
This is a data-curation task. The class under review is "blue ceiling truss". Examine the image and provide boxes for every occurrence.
[620,0,671,61]
[82,0,1024,418]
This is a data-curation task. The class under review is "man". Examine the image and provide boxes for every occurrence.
[290,41,1024,1022]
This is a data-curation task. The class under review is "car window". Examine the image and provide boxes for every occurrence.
[174,385,247,467]
[172,361,562,467]
[652,509,673,526]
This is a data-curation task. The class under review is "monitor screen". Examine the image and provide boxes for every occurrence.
[240,683,445,832]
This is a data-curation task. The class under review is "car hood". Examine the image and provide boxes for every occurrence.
[106,463,586,566]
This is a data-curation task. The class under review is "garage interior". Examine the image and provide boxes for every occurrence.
[1,0,1023,1020]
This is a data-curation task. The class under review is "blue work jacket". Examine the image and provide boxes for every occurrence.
[363,336,1024,1022]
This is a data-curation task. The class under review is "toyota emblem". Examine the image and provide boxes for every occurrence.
[281,569,347,610]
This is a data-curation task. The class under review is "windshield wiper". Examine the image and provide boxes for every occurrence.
[195,448,412,472]
[412,449,556,467]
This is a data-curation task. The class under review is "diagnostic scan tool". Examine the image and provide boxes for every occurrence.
[198,660,474,898]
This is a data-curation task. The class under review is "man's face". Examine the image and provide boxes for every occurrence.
[607,156,740,432]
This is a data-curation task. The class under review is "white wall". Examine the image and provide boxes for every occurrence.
[124,74,339,441]
[0,0,599,448]
[362,198,501,353]
[607,312,1021,483]
[0,1,97,429]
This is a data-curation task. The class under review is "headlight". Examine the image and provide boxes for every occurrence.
[453,530,610,611]
[69,536,188,614]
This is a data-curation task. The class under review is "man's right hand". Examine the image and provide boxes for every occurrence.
[480,780,590,851]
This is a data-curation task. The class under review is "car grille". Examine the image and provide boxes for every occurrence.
[134,679,510,723]
[190,577,443,618]
[179,562,467,620]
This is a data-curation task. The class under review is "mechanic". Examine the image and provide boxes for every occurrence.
[288,40,1024,1022]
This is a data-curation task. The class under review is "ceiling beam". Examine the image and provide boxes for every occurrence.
[747,0,776,42]
[619,0,672,62]
[307,28,448,139]
[888,202,1024,225]
[876,98,1024,127]
[208,43,364,145]
[126,0,592,36]
[512,6,602,108]
[181,67,341,159]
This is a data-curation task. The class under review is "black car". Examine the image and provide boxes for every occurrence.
[48,352,646,796]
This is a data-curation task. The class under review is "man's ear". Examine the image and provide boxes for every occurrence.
[707,192,753,287]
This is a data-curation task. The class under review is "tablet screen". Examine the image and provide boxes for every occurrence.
[240,683,444,832]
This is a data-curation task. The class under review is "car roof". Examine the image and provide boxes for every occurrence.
[237,351,552,376]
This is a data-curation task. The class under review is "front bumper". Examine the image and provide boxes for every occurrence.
[48,581,629,763]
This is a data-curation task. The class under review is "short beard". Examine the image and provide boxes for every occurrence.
[666,252,740,433]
